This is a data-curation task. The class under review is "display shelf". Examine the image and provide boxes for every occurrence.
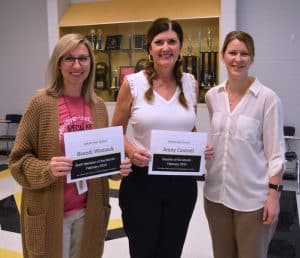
[59,6,220,102]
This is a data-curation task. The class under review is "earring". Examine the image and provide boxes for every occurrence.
[148,54,154,63]
[177,54,183,62]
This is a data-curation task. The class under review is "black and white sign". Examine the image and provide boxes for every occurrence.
[64,126,124,183]
[149,130,207,176]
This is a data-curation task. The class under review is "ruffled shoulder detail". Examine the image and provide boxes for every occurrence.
[125,71,146,98]
[181,73,197,106]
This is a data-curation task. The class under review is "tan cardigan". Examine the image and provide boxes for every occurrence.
[9,91,111,258]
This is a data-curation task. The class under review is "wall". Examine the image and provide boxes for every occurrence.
[220,0,236,81]
[47,0,70,56]
[0,0,70,120]
[0,0,49,116]
[236,0,300,153]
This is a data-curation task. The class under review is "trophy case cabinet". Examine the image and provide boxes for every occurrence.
[59,18,219,102]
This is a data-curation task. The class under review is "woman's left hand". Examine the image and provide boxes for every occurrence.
[263,192,280,224]
[119,158,132,177]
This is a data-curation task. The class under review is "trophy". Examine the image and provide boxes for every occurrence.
[95,62,108,89]
[207,28,213,52]
[187,35,193,56]
[128,33,133,49]
[110,66,119,90]
[96,29,103,50]
[183,35,197,78]
[198,31,202,54]
[89,29,97,51]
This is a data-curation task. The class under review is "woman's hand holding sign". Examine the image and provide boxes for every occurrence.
[50,156,73,177]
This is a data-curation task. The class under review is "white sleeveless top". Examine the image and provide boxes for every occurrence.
[126,71,197,150]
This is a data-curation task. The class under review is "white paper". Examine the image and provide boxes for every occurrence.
[148,130,207,176]
[64,126,124,183]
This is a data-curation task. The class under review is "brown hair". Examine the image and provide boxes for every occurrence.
[222,31,255,60]
[144,18,188,108]
[45,33,97,103]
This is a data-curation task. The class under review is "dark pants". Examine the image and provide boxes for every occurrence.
[119,165,197,258]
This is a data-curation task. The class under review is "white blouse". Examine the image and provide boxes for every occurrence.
[126,71,197,151]
[204,78,285,211]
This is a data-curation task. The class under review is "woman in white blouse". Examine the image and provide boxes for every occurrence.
[204,31,285,258]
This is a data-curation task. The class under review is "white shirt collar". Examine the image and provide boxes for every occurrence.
[218,77,263,97]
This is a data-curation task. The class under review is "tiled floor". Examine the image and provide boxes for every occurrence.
[105,179,300,258]
[104,181,213,258]
[0,155,299,258]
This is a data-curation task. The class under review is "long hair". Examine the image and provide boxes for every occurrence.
[144,18,188,108]
[45,33,97,103]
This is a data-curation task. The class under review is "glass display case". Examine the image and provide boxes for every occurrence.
[60,18,219,102]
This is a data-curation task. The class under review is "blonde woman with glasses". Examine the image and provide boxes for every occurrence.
[9,33,131,258]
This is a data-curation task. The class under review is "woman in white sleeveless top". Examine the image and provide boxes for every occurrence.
[112,18,199,258]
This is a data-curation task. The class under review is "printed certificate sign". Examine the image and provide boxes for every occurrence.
[64,126,124,183]
[148,130,207,176]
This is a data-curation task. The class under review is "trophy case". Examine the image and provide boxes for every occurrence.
[59,18,219,103]
[198,51,218,103]
[181,26,219,103]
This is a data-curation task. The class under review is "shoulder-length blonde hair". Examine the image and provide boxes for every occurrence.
[45,33,97,103]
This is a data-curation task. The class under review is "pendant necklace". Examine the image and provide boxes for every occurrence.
[228,91,234,107]
[227,83,235,107]
[63,95,86,131]
[227,84,249,108]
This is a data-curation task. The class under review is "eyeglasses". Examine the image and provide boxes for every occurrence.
[62,55,91,66]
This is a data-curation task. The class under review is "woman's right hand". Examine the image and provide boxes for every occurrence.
[119,158,132,177]
[129,149,151,167]
[204,144,214,160]
[50,156,73,177]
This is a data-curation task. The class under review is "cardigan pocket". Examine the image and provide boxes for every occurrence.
[24,208,46,256]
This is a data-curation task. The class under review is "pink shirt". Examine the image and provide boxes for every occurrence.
[58,95,93,216]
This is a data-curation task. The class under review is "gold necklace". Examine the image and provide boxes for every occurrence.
[227,84,245,107]
[227,78,253,107]
[227,84,236,107]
